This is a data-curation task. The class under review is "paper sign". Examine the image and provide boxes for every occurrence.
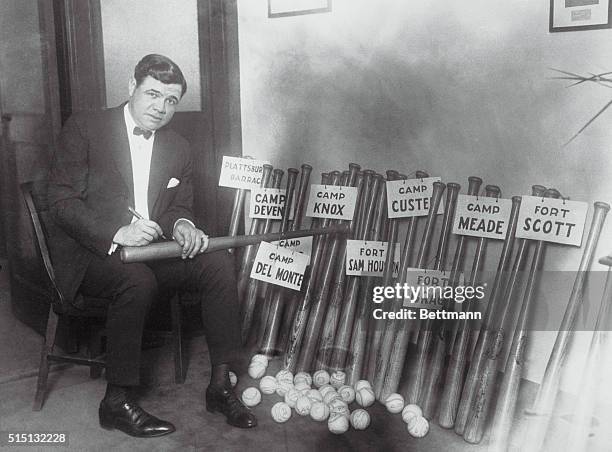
[516,196,588,246]
[386,177,444,218]
[453,195,513,240]
[218,156,269,190]
[250,241,310,291]
[346,240,400,277]
[402,269,465,309]
[249,188,286,219]
[305,185,358,220]
[270,236,313,264]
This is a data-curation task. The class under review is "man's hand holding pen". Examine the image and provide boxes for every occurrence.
[113,218,164,247]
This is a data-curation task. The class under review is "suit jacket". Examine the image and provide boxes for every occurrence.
[47,105,195,305]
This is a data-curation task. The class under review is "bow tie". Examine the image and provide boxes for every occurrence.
[133,126,153,140]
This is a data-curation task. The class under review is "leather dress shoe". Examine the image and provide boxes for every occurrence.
[206,385,257,428]
[99,398,176,437]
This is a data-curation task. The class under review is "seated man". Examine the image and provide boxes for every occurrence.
[47,53,257,437]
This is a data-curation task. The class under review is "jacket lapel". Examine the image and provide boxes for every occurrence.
[148,128,172,218]
[107,104,135,205]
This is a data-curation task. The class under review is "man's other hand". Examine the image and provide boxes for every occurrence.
[173,219,208,259]
[113,220,164,247]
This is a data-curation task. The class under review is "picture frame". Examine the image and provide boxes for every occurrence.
[268,0,332,19]
[550,0,612,32]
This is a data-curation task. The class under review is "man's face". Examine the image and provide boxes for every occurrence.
[128,75,183,131]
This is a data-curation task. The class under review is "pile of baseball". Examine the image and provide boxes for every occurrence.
[239,357,429,438]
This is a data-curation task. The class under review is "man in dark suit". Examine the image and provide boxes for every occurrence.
[47,54,257,437]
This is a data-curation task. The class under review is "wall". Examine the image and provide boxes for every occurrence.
[236,0,612,387]
[100,0,201,110]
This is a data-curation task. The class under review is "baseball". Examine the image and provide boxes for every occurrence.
[350,409,371,430]
[251,354,268,366]
[356,387,375,407]
[241,387,261,407]
[271,402,292,423]
[284,388,300,408]
[306,389,323,402]
[295,380,311,393]
[338,385,356,404]
[330,370,346,389]
[310,401,330,422]
[313,369,330,387]
[385,393,405,414]
[354,380,372,392]
[276,380,293,397]
[328,412,350,434]
[229,371,237,387]
[248,361,266,379]
[402,404,423,424]
[294,371,312,386]
[323,390,341,405]
[407,416,429,438]
[275,369,294,385]
[295,396,312,416]
[318,384,335,398]
[259,375,277,395]
[328,398,349,417]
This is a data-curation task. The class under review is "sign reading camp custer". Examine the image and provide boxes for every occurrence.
[218,156,270,190]
[306,184,358,220]
[453,195,513,240]
[386,177,444,218]
[250,241,310,291]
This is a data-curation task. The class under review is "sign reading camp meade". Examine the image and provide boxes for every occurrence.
[346,240,400,277]
[453,195,513,240]
[269,236,313,264]
[386,177,444,218]
[250,241,310,291]
[249,188,286,219]
[305,184,358,220]
[516,196,588,246]
[218,156,269,190]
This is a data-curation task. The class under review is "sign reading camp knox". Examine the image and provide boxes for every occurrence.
[402,269,465,309]
[269,236,313,264]
[218,156,270,190]
[453,195,513,240]
[250,241,310,291]
[249,188,287,219]
[305,184,358,220]
[386,177,444,218]
[345,240,400,277]
[516,196,588,246]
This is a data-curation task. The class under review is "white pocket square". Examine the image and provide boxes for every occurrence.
[167,178,180,188]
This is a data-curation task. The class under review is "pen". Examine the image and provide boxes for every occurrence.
[128,206,168,240]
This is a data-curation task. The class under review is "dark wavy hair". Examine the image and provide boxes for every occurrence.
[134,54,187,97]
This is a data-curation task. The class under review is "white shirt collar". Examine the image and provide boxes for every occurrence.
[123,103,156,138]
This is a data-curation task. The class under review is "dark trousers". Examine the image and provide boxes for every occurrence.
[79,249,241,386]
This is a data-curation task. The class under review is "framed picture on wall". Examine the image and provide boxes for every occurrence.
[268,0,332,18]
[550,0,612,31]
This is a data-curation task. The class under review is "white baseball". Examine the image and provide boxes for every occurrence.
[356,387,375,407]
[229,371,238,387]
[313,370,330,387]
[407,416,429,438]
[350,409,371,430]
[248,361,266,379]
[295,396,312,416]
[323,390,341,405]
[284,388,300,408]
[251,354,268,366]
[271,402,292,423]
[275,380,293,397]
[328,412,350,434]
[259,375,277,395]
[402,404,423,424]
[310,401,330,421]
[354,380,371,392]
[328,398,349,417]
[294,371,312,386]
[385,393,405,414]
[338,385,356,404]
[241,387,262,407]
[276,369,294,385]
[306,389,323,402]
[330,370,346,389]
[318,384,335,398]
[294,380,310,393]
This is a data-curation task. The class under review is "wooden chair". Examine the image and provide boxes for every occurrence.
[21,182,186,411]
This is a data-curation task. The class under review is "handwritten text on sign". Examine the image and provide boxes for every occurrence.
[270,236,313,264]
[403,269,465,309]
[516,196,588,246]
[249,188,286,219]
[306,185,358,220]
[250,241,309,291]
[346,240,400,277]
[386,177,443,218]
[218,156,269,190]
[453,195,513,240]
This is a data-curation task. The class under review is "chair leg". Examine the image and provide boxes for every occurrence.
[33,306,59,411]
[88,326,104,379]
[171,295,185,383]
